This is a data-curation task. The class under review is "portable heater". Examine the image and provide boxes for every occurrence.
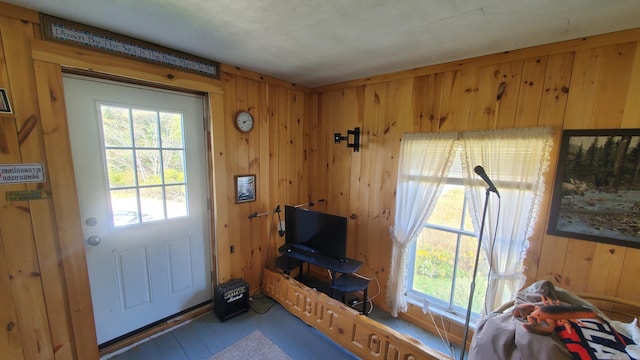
[213,278,250,321]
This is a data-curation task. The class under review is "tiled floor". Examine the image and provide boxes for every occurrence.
[105,294,461,360]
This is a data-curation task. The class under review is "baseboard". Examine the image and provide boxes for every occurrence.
[98,302,213,358]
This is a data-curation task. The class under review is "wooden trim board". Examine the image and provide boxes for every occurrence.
[261,268,451,360]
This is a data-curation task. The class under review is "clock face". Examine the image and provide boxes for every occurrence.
[235,111,254,133]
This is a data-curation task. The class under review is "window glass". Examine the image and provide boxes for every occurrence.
[408,154,489,317]
[99,104,188,227]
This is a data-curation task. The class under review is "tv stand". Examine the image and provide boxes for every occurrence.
[277,244,370,315]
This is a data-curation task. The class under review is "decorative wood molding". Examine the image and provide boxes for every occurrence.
[261,268,451,360]
[30,39,223,95]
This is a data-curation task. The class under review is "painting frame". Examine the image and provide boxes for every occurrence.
[547,128,640,249]
[235,174,256,204]
[0,88,12,114]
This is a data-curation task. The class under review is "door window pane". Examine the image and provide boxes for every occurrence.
[136,149,163,186]
[163,150,185,184]
[105,149,135,187]
[166,185,187,219]
[110,188,139,226]
[101,106,132,147]
[133,109,159,147]
[99,104,189,227]
[160,113,184,148]
[139,186,165,223]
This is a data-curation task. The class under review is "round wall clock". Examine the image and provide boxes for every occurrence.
[235,110,254,133]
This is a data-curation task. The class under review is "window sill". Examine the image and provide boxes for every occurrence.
[405,294,479,330]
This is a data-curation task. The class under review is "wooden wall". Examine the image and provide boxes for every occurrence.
[308,29,640,344]
[218,68,310,291]
[0,3,308,359]
[2,1,640,358]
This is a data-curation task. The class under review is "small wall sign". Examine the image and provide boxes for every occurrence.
[40,14,220,79]
[0,163,46,184]
[6,190,52,201]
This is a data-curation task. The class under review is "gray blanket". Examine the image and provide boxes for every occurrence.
[469,280,602,360]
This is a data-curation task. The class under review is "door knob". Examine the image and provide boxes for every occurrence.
[87,235,101,246]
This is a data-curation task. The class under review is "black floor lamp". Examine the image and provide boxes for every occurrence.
[460,166,499,360]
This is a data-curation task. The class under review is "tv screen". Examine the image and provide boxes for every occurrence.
[284,205,347,260]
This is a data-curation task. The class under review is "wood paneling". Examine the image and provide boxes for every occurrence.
[1,3,307,358]
[309,26,640,347]
[3,1,640,358]
[0,14,55,360]
[0,229,24,360]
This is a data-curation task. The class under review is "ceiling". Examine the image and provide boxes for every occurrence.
[5,0,640,88]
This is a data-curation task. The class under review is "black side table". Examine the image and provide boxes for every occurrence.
[275,255,302,275]
[331,274,370,315]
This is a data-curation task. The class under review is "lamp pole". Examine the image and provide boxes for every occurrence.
[460,187,492,360]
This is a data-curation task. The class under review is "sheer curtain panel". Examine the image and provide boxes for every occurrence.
[460,127,553,313]
[387,132,458,317]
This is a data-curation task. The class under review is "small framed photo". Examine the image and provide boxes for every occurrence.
[0,89,12,114]
[235,174,256,203]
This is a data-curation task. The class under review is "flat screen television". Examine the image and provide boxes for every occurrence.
[284,205,347,260]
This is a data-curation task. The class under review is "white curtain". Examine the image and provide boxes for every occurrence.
[460,127,553,313]
[387,132,458,317]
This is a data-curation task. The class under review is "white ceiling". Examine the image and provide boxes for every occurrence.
[5,0,640,88]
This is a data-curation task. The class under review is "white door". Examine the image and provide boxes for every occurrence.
[63,75,212,345]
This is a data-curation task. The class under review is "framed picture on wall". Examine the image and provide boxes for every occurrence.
[0,88,12,114]
[235,174,256,203]
[547,128,640,249]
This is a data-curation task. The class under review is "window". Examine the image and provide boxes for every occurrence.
[407,155,489,318]
[389,128,551,319]
[100,104,188,227]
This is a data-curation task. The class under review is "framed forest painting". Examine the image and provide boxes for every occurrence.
[548,129,640,249]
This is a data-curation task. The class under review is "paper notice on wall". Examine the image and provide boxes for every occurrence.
[0,163,46,184]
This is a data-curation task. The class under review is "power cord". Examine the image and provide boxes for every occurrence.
[276,205,285,237]
[348,272,380,315]
[249,290,277,314]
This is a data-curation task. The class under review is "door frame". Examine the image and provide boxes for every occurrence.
[32,39,228,360]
